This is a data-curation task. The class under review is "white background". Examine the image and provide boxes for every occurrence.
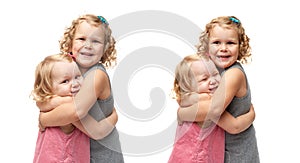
[1,0,300,162]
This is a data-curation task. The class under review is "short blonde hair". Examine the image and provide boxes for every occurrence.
[173,54,209,101]
[196,16,251,64]
[31,54,73,102]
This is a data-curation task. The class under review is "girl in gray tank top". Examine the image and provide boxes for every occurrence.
[223,62,259,163]
[202,16,260,162]
[38,14,124,163]
[85,63,124,163]
[190,16,260,162]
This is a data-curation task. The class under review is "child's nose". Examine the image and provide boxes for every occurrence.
[84,40,92,48]
[220,43,227,51]
[210,77,217,84]
[72,79,80,88]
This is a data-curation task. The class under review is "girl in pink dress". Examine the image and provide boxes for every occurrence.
[32,54,117,163]
[168,54,255,163]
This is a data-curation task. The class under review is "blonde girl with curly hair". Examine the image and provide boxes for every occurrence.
[168,54,255,163]
[178,16,260,162]
[38,14,124,163]
[32,54,118,162]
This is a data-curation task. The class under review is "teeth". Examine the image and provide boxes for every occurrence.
[219,55,229,58]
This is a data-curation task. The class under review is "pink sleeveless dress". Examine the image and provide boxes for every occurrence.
[33,127,90,163]
[168,122,224,163]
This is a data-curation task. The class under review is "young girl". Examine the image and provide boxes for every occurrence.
[178,16,259,162]
[38,14,124,162]
[168,54,255,163]
[32,54,118,163]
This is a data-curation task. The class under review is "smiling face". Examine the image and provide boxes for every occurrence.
[71,21,106,73]
[208,24,239,69]
[51,61,83,96]
[190,59,221,95]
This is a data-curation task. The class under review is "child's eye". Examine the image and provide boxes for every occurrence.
[61,80,69,84]
[227,41,237,45]
[199,78,207,83]
[212,41,220,44]
[75,75,82,80]
[92,40,104,45]
[92,40,100,43]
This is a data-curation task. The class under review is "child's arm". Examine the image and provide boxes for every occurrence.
[37,96,72,112]
[38,95,118,138]
[217,104,255,134]
[177,92,255,134]
[39,70,107,126]
[207,68,245,123]
[38,96,73,132]
[177,93,211,122]
[179,68,246,123]
[178,101,255,134]
[72,108,118,140]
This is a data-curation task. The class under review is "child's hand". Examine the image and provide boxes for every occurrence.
[180,93,200,107]
[198,93,211,101]
[60,124,75,134]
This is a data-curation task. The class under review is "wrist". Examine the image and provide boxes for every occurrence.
[39,112,46,130]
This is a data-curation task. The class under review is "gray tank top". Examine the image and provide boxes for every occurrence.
[83,63,124,163]
[222,62,260,163]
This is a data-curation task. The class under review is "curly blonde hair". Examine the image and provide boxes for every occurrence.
[196,16,251,64]
[59,14,117,68]
[31,54,73,102]
[173,54,210,101]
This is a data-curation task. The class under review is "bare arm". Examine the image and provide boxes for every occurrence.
[38,96,73,132]
[177,92,255,134]
[73,108,118,140]
[179,69,245,123]
[38,96,118,138]
[39,70,106,126]
[177,93,211,122]
[207,68,245,123]
[217,104,255,134]
[37,96,73,112]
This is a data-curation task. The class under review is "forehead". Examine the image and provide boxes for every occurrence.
[190,59,216,74]
[53,61,74,68]
[210,24,238,38]
[51,61,77,77]
[76,21,104,36]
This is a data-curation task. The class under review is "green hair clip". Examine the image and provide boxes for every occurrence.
[97,16,109,25]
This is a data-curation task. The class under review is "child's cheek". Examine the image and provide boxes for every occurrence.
[72,42,82,57]
[209,45,218,54]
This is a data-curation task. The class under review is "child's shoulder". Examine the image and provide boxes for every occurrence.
[225,62,245,74]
